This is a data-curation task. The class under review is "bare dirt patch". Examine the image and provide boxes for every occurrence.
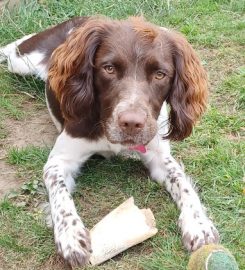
[39,255,71,270]
[0,101,57,199]
[0,0,20,11]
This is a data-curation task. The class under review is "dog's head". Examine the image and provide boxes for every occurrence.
[48,16,207,145]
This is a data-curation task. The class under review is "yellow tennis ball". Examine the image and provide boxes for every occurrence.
[188,244,239,270]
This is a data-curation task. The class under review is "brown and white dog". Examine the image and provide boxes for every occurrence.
[0,16,219,267]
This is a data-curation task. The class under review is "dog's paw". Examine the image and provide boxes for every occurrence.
[178,209,220,252]
[55,218,92,267]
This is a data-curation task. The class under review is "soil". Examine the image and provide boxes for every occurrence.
[0,102,57,199]
[0,0,20,10]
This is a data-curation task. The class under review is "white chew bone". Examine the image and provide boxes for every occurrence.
[89,197,158,265]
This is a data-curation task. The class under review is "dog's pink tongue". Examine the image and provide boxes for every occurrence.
[128,145,146,153]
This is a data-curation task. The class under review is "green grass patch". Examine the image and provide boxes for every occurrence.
[8,146,49,167]
[0,200,54,267]
[0,68,45,126]
[0,70,25,120]
[217,66,245,110]
[1,0,244,48]
[7,146,50,195]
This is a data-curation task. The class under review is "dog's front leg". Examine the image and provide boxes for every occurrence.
[44,131,93,267]
[140,137,220,251]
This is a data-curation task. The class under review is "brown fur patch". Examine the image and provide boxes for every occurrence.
[166,31,208,140]
[130,16,158,42]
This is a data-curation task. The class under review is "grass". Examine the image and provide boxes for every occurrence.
[218,66,245,110]
[0,0,244,269]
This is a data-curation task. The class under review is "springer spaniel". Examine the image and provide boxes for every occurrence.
[0,16,219,267]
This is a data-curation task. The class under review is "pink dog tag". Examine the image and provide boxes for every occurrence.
[128,145,146,153]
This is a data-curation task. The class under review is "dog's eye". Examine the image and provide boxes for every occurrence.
[104,65,115,74]
[155,71,166,80]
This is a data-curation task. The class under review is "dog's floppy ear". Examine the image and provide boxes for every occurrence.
[166,31,208,141]
[48,17,111,121]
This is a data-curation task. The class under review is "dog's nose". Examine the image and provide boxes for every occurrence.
[118,110,146,135]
